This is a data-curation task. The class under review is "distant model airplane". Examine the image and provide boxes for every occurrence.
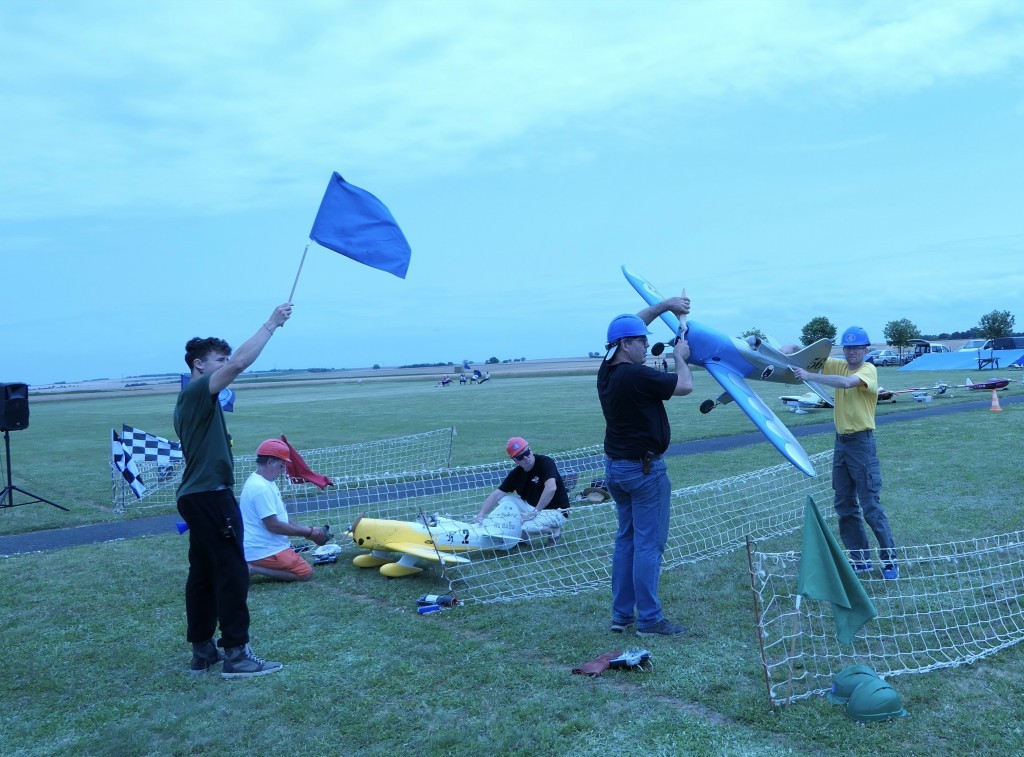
[884,382,950,401]
[779,392,832,414]
[622,266,832,477]
[347,497,524,578]
[780,387,897,413]
[963,377,1010,391]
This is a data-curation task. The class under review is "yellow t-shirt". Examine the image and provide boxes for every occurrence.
[823,358,878,434]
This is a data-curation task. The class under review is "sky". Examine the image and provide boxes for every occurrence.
[4,0,1024,385]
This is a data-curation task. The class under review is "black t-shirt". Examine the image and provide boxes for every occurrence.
[174,374,234,497]
[498,454,570,509]
[597,362,677,459]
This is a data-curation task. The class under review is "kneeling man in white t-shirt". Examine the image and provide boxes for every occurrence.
[240,439,329,582]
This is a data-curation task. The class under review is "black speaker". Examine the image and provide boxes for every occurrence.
[0,383,29,431]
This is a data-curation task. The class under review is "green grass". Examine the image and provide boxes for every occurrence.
[1,370,1022,755]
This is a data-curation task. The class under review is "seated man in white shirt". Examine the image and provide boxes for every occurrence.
[240,439,330,582]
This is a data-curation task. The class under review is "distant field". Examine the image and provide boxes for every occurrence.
[4,363,1019,535]
[27,357,603,402]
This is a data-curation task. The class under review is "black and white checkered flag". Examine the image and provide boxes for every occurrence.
[121,424,183,467]
[111,429,146,498]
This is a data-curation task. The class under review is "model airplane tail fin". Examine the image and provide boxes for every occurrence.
[486,496,527,538]
[787,339,832,372]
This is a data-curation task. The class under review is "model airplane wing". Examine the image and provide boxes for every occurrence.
[704,363,816,476]
[381,541,471,565]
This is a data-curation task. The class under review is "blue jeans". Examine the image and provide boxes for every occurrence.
[606,457,671,628]
[833,431,895,565]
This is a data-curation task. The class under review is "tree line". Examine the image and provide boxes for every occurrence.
[739,309,1018,353]
[780,310,1018,351]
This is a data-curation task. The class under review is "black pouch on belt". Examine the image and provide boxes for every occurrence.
[642,451,654,475]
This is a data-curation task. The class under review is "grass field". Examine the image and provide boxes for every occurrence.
[1,367,1022,755]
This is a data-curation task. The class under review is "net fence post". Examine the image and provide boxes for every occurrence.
[746,535,779,714]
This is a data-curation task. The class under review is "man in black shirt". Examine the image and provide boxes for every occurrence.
[475,437,570,543]
[597,298,692,637]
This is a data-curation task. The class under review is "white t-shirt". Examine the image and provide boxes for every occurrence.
[239,472,291,562]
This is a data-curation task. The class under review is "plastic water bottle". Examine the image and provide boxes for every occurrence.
[417,594,457,607]
[417,605,442,615]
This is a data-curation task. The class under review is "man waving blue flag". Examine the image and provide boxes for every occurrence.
[309,172,412,279]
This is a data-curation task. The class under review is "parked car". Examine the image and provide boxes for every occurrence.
[865,349,901,366]
[959,339,991,352]
[907,339,951,359]
[990,337,1024,350]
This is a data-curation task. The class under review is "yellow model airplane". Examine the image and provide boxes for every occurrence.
[348,497,524,577]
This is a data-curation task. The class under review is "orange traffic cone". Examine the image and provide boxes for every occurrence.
[990,389,1002,412]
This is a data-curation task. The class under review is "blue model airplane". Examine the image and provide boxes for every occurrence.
[622,266,832,477]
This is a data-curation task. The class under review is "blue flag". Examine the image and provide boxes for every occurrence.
[309,172,411,279]
[179,374,235,412]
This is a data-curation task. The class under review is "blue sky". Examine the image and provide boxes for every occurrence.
[4,0,1023,385]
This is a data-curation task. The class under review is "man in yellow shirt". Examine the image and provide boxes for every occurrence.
[792,326,898,579]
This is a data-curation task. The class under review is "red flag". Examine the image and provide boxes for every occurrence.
[280,435,334,490]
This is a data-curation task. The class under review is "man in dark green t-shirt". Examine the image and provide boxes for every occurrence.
[174,301,291,679]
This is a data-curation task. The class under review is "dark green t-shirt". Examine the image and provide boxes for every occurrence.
[174,374,234,497]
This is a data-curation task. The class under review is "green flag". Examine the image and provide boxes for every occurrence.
[797,496,877,646]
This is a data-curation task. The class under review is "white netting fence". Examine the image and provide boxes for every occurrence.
[749,530,1024,709]
[442,450,835,604]
[310,444,606,531]
[111,427,456,512]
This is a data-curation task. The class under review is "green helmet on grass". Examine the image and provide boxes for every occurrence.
[845,677,908,722]
[826,664,879,705]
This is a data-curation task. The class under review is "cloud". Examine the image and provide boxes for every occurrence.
[3,0,1023,222]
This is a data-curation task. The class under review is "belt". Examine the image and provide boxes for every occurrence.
[837,430,873,440]
[606,454,663,463]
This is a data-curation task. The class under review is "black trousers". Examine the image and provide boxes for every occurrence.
[176,489,250,648]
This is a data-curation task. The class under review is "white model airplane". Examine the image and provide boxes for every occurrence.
[347,497,524,578]
[780,387,902,412]
[779,392,832,414]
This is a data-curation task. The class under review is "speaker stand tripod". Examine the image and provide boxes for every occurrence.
[0,429,68,510]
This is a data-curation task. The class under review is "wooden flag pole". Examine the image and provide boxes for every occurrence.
[289,244,310,302]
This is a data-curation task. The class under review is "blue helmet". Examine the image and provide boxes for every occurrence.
[606,314,651,345]
[841,326,871,347]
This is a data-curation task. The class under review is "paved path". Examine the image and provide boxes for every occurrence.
[2,392,1018,557]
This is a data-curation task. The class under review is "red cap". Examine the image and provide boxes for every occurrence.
[256,438,291,462]
[506,437,529,458]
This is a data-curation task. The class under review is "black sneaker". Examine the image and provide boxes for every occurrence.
[636,619,687,637]
[221,644,283,679]
[189,639,225,674]
[610,619,635,633]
